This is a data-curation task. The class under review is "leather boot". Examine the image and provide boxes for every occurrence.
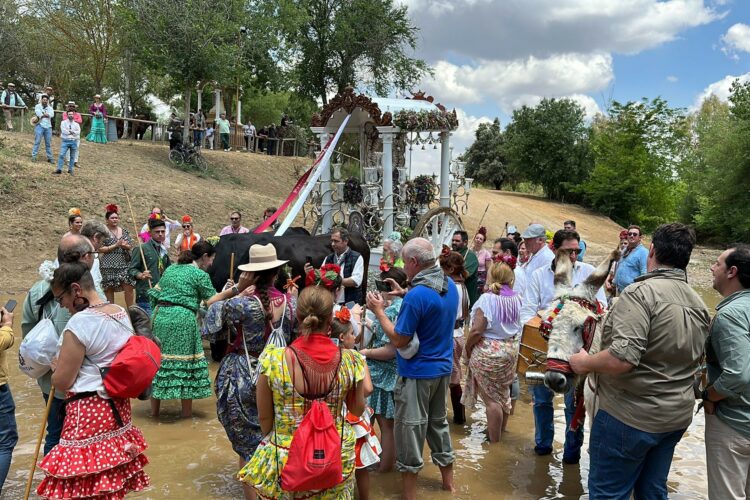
[450,385,466,425]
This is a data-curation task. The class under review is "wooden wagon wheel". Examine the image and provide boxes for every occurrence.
[411,206,464,252]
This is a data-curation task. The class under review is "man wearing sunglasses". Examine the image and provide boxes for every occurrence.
[520,229,607,464]
[219,211,249,236]
[607,225,648,295]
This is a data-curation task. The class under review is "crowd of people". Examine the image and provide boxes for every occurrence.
[0,203,748,500]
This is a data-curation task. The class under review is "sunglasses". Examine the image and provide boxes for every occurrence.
[628,232,640,237]
[230,217,240,221]
[564,248,582,255]
[182,225,192,229]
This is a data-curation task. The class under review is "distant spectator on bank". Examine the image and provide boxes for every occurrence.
[219,211,250,236]
[1,82,26,131]
[205,123,215,150]
[216,112,231,151]
[139,207,181,251]
[32,94,54,163]
[261,207,280,231]
[54,111,81,176]
[563,220,586,262]
[194,110,207,147]
[85,94,108,144]
[606,225,648,294]
[62,102,82,169]
[242,119,256,151]
[267,123,277,155]
[280,113,289,127]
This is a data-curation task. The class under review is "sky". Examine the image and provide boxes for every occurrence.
[393,0,750,170]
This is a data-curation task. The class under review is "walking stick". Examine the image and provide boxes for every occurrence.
[476,204,490,232]
[24,386,55,500]
[229,252,235,282]
[123,186,152,288]
[359,305,368,350]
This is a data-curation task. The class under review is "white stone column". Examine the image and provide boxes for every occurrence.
[311,126,333,233]
[214,89,221,117]
[440,130,451,208]
[196,89,202,113]
[378,126,397,239]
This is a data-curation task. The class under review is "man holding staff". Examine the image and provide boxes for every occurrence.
[128,216,171,315]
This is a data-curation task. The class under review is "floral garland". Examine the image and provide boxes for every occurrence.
[343,176,363,204]
[305,263,342,291]
[393,109,459,132]
[492,253,518,270]
[406,175,437,205]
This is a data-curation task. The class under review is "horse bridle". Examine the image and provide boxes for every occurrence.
[541,295,601,375]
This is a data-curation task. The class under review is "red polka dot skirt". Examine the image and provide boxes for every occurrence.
[37,394,150,499]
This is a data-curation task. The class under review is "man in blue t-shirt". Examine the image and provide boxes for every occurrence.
[607,224,648,294]
[367,237,457,500]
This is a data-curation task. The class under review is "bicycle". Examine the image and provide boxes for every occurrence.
[168,142,208,172]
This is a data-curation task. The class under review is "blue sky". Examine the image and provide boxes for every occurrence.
[395,0,750,159]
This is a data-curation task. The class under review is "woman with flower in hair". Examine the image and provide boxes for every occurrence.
[359,263,407,472]
[63,208,83,237]
[99,203,136,307]
[439,247,470,425]
[462,254,521,442]
[213,244,294,500]
[174,215,201,252]
[471,227,492,296]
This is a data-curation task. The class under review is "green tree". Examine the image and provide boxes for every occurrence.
[462,119,511,190]
[503,98,592,201]
[578,98,689,230]
[124,0,246,141]
[278,0,431,104]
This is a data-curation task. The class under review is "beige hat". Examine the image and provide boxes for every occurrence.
[237,243,288,272]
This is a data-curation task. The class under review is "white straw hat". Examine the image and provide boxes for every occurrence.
[237,243,288,272]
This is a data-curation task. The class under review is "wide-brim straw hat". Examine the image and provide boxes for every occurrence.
[30,115,39,126]
[238,243,288,272]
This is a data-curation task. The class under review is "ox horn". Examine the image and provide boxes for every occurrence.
[553,248,573,287]
[583,247,621,290]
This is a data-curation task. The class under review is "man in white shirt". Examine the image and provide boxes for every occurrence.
[520,229,606,465]
[32,94,55,163]
[139,207,182,252]
[321,228,364,305]
[515,224,555,297]
[242,120,256,151]
[54,111,81,175]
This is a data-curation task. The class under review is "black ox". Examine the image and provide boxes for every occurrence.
[207,228,371,299]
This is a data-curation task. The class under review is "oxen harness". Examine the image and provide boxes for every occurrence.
[542,295,603,432]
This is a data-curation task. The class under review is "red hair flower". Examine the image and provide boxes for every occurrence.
[148,212,162,221]
[105,203,119,214]
[181,215,193,224]
[379,259,391,273]
[492,253,517,270]
[334,307,351,323]
[441,244,452,257]
[305,264,342,291]
[477,226,487,236]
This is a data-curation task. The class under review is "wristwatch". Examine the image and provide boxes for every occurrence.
[701,388,712,402]
[231,285,240,296]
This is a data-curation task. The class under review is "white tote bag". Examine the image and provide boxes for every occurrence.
[19,316,60,379]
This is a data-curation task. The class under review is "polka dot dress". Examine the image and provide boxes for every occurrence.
[37,394,150,499]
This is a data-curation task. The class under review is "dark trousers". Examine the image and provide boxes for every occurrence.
[42,392,65,456]
[220,133,230,150]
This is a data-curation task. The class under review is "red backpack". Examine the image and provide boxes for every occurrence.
[280,346,344,492]
[101,335,161,399]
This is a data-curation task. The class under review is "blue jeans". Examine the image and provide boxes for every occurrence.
[588,409,685,499]
[0,384,18,495]
[32,125,53,160]
[137,301,152,316]
[531,384,584,460]
[42,392,65,456]
[57,139,78,172]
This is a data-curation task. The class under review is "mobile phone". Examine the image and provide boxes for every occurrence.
[3,299,17,313]
[344,301,356,310]
[375,279,391,292]
[331,338,340,346]
[305,255,313,265]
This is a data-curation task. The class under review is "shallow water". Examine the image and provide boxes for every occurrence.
[1,291,715,499]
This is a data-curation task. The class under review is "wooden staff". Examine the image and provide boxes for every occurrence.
[24,386,55,500]
[123,186,152,288]
[229,252,235,282]
[476,204,490,232]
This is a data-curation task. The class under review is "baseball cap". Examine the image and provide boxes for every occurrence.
[521,223,546,239]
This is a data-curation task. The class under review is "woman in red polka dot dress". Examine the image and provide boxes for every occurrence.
[37,262,150,499]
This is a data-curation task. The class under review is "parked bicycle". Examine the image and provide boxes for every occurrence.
[169,142,208,172]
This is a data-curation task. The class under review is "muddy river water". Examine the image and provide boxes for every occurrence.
[1,287,721,499]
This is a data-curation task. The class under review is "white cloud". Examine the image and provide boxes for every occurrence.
[405,0,722,61]
[667,75,679,83]
[421,53,611,115]
[693,72,750,109]
[722,23,750,57]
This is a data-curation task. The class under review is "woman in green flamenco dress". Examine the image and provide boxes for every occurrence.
[148,240,250,418]
[86,94,108,144]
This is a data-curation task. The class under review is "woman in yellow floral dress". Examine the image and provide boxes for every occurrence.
[239,286,366,499]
